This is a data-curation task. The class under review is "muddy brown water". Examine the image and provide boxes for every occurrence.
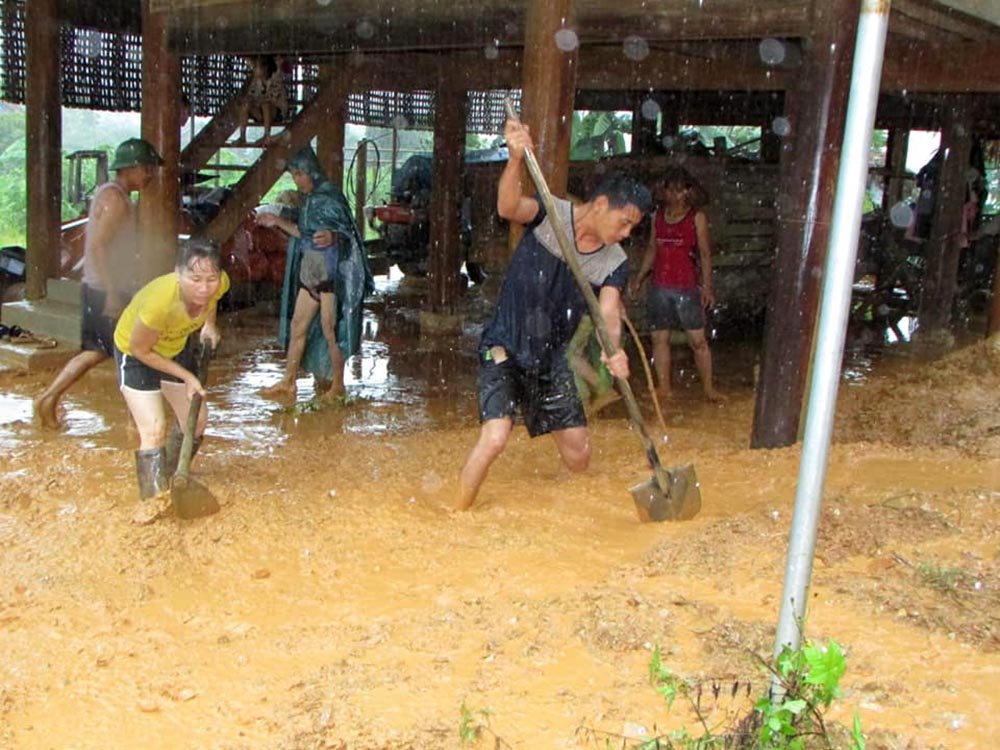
[1,277,998,749]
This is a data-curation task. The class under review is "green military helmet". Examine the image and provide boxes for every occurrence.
[110,138,164,171]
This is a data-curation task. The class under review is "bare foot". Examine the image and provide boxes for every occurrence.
[318,385,347,404]
[260,380,297,400]
[704,388,727,403]
[32,394,61,429]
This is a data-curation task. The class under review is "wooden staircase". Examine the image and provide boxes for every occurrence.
[183,73,344,248]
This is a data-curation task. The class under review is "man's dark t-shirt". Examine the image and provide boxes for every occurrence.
[481,197,629,371]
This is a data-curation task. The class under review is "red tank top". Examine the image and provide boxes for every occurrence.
[651,208,699,289]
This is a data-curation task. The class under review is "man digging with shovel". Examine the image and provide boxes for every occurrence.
[455,116,652,511]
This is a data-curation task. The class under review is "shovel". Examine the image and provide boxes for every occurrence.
[503,99,700,522]
[171,342,220,520]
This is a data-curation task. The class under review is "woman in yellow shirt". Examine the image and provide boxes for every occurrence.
[113,239,229,499]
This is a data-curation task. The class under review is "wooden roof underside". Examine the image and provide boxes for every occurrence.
[56,0,1000,95]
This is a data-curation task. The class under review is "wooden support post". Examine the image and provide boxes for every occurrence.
[25,0,61,299]
[883,128,910,211]
[139,0,181,279]
[428,85,467,312]
[353,140,367,238]
[316,64,346,188]
[510,0,577,255]
[632,92,659,155]
[751,0,857,450]
[915,101,972,340]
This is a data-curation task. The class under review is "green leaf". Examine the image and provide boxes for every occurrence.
[803,640,846,696]
[781,698,808,715]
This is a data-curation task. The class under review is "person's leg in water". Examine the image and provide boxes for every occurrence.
[456,417,513,511]
[650,328,673,399]
[121,386,171,499]
[33,350,107,428]
[550,426,591,472]
[161,379,209,472]
[317,290,346,402]
[261,288,319,400]
[686,327,725,402]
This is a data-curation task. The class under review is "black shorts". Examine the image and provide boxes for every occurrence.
[115,337,198,392]
[477,350,586,438]
[647,285,706,331]
[80,284,121,357]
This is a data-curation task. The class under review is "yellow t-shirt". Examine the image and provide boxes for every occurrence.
[114,271,230,358]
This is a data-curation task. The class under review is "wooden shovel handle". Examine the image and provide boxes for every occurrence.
[175,342,213,481]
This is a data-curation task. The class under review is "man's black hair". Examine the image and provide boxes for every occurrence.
[590,173,653,215]
[176,238,223,272]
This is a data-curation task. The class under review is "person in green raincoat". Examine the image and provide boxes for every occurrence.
[259,147,373,402]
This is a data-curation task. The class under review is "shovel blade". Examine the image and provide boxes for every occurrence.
[171,477,220,520]
[630,464,701,523]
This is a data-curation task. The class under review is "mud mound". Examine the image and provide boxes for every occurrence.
[836,336,1000,455]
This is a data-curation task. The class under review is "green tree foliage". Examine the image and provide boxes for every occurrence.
[571,110,632,161]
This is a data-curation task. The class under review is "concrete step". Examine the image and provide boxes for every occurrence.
[1,298,81,348]
[47,278,82,306]
[0,339,76,373]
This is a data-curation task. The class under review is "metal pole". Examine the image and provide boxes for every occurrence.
[772,0,891,668]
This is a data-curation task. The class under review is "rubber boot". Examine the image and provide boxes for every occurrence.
[163,426,204,477]
[135,448,169,500]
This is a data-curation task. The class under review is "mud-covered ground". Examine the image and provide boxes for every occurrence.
[1,280,997,750]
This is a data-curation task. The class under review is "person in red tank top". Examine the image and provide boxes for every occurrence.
[629,166,724,402]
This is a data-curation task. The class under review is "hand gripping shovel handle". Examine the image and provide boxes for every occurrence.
[502,98,672,496]
[175,342,213,486]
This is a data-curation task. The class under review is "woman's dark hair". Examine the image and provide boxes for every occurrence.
[259,55,278,78]
[176,238,222,273]
[659,165,709,209]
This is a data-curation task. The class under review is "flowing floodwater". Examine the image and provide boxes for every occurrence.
[0,278,997,750]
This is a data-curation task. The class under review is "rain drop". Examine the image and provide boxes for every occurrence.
[889,201,913,228]
[356,18,376,39]
[391,114,409,130]
[640,98,660,121]
[661,135,676,149]
[623,35,650,62]
[771,116,791,137]
[484,43,499,60]
[77,30,103,59]
[758,37,786,66]
[316,0,332,5]
[554,28,579,52]
[422,472,443,493]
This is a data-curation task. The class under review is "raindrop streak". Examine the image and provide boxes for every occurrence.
[554,28,579,52]
[640,98,661,121]
[771,116,791,137]
[623,35,650,62]
[758,37,786,66]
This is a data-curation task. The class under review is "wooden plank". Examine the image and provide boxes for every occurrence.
[179,79,252,175]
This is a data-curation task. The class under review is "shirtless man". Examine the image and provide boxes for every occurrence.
[34,138,162,428]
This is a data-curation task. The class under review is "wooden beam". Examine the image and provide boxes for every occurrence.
[26,0,62,299]
[197,74,349,248]
[139,0,182,279]
[882,39,1000,92]
[316,64,346,188]
[428,84,466,312]
[751,0,858,450]
[915,101,972,338]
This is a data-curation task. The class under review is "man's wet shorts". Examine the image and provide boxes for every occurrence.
[647,285,705,331]
[477,347,586,437]
[299,242,339,299]
[80,284,121,357]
